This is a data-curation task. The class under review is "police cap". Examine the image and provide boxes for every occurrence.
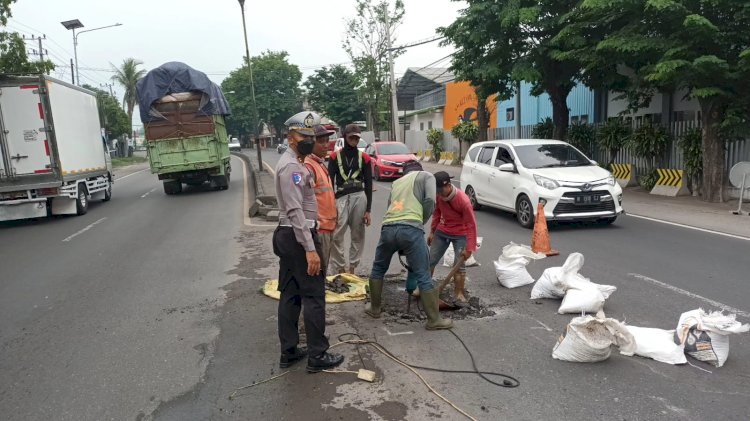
[284,111,321,136]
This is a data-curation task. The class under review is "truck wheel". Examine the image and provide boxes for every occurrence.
[163,180,181,195]
[211,175,229,191]
[76,184,89,215]
[102,182,112,202]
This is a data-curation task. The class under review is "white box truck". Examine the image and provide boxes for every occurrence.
[0,75,113,222]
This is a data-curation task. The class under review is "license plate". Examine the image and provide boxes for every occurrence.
[398,168,403,174]
[575,195,600,204]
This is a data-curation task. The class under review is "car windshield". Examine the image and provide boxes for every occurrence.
[377,143,410,155]
[514,144,592,169]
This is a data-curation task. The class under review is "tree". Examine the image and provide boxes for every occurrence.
[450,121,478,162]
[304,65,365,127]
[441,0,584,141]
[597,118,631,169]
[343,0,404,138]
[426,128,444,161]
[221,50,303,141]
[578,0,750,202]
[111,58,146,136]
[0,1,55,75]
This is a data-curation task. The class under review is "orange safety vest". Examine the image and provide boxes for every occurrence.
[304,156,337,232]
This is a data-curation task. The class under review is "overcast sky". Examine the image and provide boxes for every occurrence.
[6,0,465,98]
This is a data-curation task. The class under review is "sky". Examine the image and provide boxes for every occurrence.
[5,0,466,118]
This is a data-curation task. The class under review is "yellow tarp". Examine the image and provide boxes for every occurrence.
[262,273,368,303]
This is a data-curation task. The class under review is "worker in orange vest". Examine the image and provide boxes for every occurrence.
[304,125,338,270]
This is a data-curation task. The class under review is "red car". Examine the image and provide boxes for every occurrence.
[365,141,418,180]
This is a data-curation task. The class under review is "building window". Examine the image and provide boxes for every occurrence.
[571,116,579,124]
[404,123,411,131]
[506,108,515,121]
[428,121,433,130]
[420,122,424,131]
[580,115,589,124]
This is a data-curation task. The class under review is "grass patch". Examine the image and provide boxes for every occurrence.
[112,156,148,168]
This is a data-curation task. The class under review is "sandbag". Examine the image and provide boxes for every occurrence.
[552,315,635,362]
[558,284,606,314]
[674,309,749,367]
[494,243,546,289]
[627,326,687,365]
[442,237,483,268]
[530,252,585,299]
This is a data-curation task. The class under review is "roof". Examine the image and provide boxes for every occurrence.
[471,139,567,147]
[405,67,454,84]
[397,67,455,111]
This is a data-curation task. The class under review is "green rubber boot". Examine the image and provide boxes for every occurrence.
[365,278,383,318]
[420,289,453,330]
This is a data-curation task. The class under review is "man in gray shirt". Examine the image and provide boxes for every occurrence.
[273,111,344,372]
[365,161,453,330]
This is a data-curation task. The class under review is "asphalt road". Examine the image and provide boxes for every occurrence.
[1,149,748,421]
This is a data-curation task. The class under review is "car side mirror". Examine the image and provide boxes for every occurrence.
[498,163,515,172]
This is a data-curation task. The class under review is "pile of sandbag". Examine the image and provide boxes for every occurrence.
[443,237,483,268]
[530,253,616,314]
[674,308,750,367]
[552,315,636,362]
[493,242,546,288]
[626,326,687,365]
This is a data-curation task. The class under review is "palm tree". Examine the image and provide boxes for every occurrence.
[111,58,146,133]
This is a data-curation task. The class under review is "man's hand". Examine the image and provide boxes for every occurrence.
[306,251,321,276]
[460,249,473,261]
[427,232,434,246]
[363,211,371,227]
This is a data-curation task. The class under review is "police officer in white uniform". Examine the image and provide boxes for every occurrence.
[273,111,344,372]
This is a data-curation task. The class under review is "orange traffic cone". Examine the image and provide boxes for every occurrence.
[531,202,559,256]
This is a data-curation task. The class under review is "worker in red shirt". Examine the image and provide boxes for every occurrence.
[427,171,477,303]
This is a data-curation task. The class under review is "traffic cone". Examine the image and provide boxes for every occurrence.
[531,202,559,256]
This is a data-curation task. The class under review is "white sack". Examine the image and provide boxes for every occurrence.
[494,256,534,288]
[501,242,546,261]
[558,284,606,314]
[442,237,483,268]
[552,315,636,362]
[674,309,750,368]
[627,326,687,365]
[531,252,588,299]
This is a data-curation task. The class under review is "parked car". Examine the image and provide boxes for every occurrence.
[326,139,337,160]
[277,139,288,154]
[460,139,623,228]
[365,142,418,180]
[229,137,241,152]
[333,137,367,154]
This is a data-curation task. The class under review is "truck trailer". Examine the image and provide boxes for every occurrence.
[0,75,113,222]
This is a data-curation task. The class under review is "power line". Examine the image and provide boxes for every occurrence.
[392,35,445,51]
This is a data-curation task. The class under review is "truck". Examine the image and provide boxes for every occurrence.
[0,75,113,222]
[136,62,232,195]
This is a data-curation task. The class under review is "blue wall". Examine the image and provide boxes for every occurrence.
[496,82,595,128]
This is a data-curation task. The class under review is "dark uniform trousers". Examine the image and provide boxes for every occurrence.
[272,226,330,358]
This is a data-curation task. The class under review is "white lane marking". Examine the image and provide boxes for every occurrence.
[239,156,275,228]
[62,217,107,242]
[531,319,553,332]
[383,327,414,336]
[140,188,156,198]
[629,273,750,318]
[115,168,148,181]
[627,213,750,242]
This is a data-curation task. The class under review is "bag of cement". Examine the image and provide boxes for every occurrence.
[494,243,545,288]
[557,284,606,314]
[626,326,687,365]
[531,253,586,299]
[553,315,635,362]
[674,309,750,367]
[443,237,483,268]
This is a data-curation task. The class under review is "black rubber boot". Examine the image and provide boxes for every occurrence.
[420,289,453,330]
[365,278,383,318]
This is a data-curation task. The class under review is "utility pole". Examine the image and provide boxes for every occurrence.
[100,83,115,97]
[515,81,522,138]
[384,4,400,142]
[70,59,75,84]
[238,0,262,172]
[22,35,48,72]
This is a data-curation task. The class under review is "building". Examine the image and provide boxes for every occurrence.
[496,81,598,128]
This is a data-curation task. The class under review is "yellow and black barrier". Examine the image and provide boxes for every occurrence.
[651,168,689,196]
[611,163,635,187]
[440,151,455,165]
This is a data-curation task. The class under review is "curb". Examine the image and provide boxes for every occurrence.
[232,152,259,213]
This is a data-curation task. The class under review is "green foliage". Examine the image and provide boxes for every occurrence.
[638,170,660,191]
[678,127,703,180]
[0,0,15,25]
[304,65,365,127]
[597,118,631,167]
[532,118,555,140]
[221,50,303,139]
[567,122,596,156]
[111,58,146,129]
[426,128,444,160]
[0,31,55,74]
[450,122,478,144]
[629,122,671,171]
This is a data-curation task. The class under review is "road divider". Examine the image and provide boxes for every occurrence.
[611,163,636,187]
[651,168,689,196]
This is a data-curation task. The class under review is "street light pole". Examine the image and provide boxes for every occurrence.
[61,20,123,86]
[237,0,262,172]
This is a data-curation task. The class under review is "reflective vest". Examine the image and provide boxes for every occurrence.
[382,171,423,225]
[336,150,363,181]
[304,156,337,232]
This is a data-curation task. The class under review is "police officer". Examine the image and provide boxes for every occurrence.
[274,111,344,372]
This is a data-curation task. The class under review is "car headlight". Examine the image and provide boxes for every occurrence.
[606,175,615,186]
[382,160,397,166]
[533,174,559,190]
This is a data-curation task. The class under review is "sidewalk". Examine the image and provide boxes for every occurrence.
[418,160,750,238]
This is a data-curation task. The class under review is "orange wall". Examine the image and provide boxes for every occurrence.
[443,81,498,130]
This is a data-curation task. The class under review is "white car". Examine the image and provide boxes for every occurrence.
[461,139,623,228]
[334,137,368,154]
[228,138,241,152]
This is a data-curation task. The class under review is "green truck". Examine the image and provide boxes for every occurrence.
[137,62,232,195]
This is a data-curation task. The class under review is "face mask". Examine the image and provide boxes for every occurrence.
[297,138,315,156]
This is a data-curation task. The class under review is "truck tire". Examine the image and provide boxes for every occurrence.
[102,181,112,202]
[211,175,229,191]
[76,184,89,215]
[163,180,182,195]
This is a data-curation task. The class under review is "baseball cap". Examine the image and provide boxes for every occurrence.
[313,124,335,138]
[434,171,453,188]
[343,123,362,138]
[284,111,321,136]
[402,160,423,174]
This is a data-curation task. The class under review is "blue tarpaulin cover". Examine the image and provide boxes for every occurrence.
[136,62,231,123]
